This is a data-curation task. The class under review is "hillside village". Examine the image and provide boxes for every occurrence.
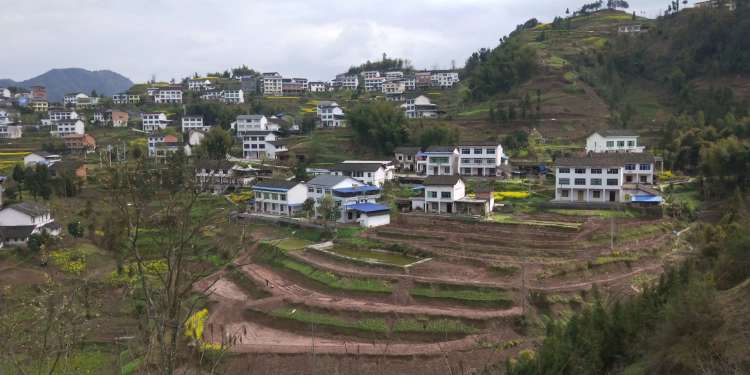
[1,1,749,375]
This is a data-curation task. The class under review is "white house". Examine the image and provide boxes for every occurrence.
[232,115,269,134]
[240,130,286,160]
[309,81,329,92]
[252,179,308,216]
[48,110,79,122]
[261,72,283,96]
[147,133,181,160]
[187,78,214,91]
[24,151,61,166]
[402,95,438,119]
[188,130,206,146]
[194,160,254,193]
[585,130,644,153]
[154,88,183,104]
[0,111,11,125]
[421,175,466,214]
[181,116,209,133]
[457,142,508,177]
[0,202,60,246]
[332,74,358,90]
[142,113,169,132]
[417,146,459,176]
[554,152,659,203]
[316,101,345,128]
[364,76,385,92]
[402,77,416,91]
[63,92,89,107]
[430,71,460,88]
[330,162,390,187]
[385,71,404,80]
[394,146,422,173]
[112,93,141,105]
[0,88,10,99]
[306,175,387,226]
[0,125,22,139]
[362,71,381,79]
[50,119,85,137]
[383,80,406,95]
[222,89,244,104]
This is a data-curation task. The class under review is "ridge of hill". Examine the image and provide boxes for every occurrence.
[0,68,133,102]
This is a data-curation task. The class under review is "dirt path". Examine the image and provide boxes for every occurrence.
[240,263,522,319]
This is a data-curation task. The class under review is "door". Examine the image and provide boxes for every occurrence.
[609,191,616,202]
[477,169,483,177]
[577,190,584,201]
[447,203,453,214]
[432,167,438,175]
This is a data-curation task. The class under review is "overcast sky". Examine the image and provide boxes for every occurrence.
[2,0,677,83]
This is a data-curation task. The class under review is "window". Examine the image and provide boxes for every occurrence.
[606,141,614,147]
[617,141,625,147]
[397,156,403,161]
[474,159,482,164]
[639,164,650,171]
[591,168,602,174]
[272,193,278,200]
[429,191,438,198]
[461,148,470,154]
[461,158,471,164]
[559,178,570,185]
[640,175,648,183]
[575,178,586,185]
[474,148,482,154]
[592,191,601,199]
[441,191,451,199]
[316,188,322,194]
[591,178,602,186]
[607,179,619,186]
[575,168,586,174]
[561,189,570,198]
[486,148,495,154]
[280,194,286,201]
[429,156,449,163]
[463,168,471,174]
[324,189,331,195]
[263,193,269,199]
[308,187,314,193]
[607,168,619,174]
[559,168,570,174]
[627,140,634,147]
[443,167,450,173]
[625,164,636,171]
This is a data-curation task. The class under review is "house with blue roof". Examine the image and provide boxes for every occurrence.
[306,175,390,227]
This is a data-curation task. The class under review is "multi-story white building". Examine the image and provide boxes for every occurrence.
[585,130,644,153]
[364,76,385,92]
[141,113,169,132]
[63,92,88,107]
[422,175,466,214]
[431,71,460,88]
[332,74,359,90]
[48,110,79,122]
[309,81,329,93]
[402,95,438,119]
[154,88,183,104]
[50,119,85,137]
[112,93,141,105]
[394,146,421,173]
[417,146,459,176]
[222,89,244,104]
[240,130,286,160]
[0,125,23,139]
[147,133,180,159]
[362,71,381,79]
[261,72,283,96]
[554,153,658,203]
[331,162,391,187]
[187,78,214,91]
[252,179,308,217]
[457,142,508,177]
[181,116,209,133]
[232,115,269,134]
[385,71,404,80]
[316,101,346,128]
[403,76,416,91]
[305,175,388,226]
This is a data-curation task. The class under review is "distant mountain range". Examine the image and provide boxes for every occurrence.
[0,68,133,102]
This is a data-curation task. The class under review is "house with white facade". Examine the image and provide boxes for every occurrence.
[181,116,209,133]
[261,72,283,96]
[147,133,181,160]
[194,160,254,193]
[240,130,286,160]
[402,95,438,119]
[222,89,244,104]
[362,71,381,79]
[0,111,11,125]
[63,92,89,107]
[417,146,459,176]
[252,179,308,216]
[457,142,508,177]
[431,71,460,88]
[305,175,389,226]
[585,130,644,153]
[48,110,79,122]
[50,119,85,137]
[554,152,659,204]
[330,162,390,187]
[403,76,416,91]
[364,76,386,92]
[153,87,183,104]
[412,175,491,216]
[332,74,358,90]
[309,81,329,92]
[232,115,270,133]
[141,113,169,132]
[112,93,141,105]
[0,202,61,246]
[187,78,214,91]
[0,125,22,139]
[24,151,61,166]
[385,71,404,80]
[316,101,346,128]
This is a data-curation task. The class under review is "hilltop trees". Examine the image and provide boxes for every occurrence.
[196,127,234,160]
[464,38,538,101]
[347,101,409,154]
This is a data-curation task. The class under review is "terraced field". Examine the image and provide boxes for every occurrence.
[198,208,677,372]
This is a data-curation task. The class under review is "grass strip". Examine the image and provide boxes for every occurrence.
[270,308,388,333]
[410,283,514,308]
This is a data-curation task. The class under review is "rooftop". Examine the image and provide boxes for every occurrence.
[424,175,463,186]
[253,179,302,191]
[555,152,655,167]
[307,174,351,187]
[345,203,390,214]
[8,202,50,217]
[425,146,457,153]
[331,162,383,173]
[595,129,639,137]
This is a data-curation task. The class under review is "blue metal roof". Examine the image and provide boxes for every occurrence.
[345,203,390,213]
[631,195,662,203]
[333,185,381,194]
